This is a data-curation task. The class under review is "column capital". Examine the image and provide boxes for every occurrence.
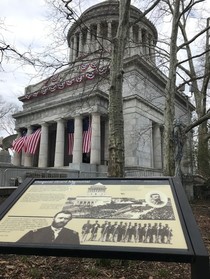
[74,115,83,120]
[26,126,33,133]
[40,122,49,127]
[91,112,100,116]
[16,129,22,136]
[55,118,65,124]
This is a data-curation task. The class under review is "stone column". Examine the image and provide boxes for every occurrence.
[130,26,133,41]
[68,46,71,62]
[70,37,74,62]
[73,34,77,61]
[38,123,48,168]
[86,26,91,53]
[21,143,26,166]
[148,34,152,58]
[146,33,150,56]
[138,26,142,55]
[79,31,83,55]
[151,37,156,64]
[129,26,133,56]
[54,119,65,167]
[141,29,147,55]
[72,116,83,164]
[12,130,22,166]
[106,21,112,52]
[24,126,33,167]
[107,21,112,39]
[104,119,109,164]
[12,150,21,166]
[97,22,101,50]
[91,25,96,53]
[90,113,101,165]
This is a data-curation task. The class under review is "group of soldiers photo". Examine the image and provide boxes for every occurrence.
[81,219,173,245]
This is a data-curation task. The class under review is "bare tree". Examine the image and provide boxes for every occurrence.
[108,0,161,177]
[107,0,131,177]
[178,14,210,178]
[0,96,20,136]
[163,0,181,176]
[160,0,210,177]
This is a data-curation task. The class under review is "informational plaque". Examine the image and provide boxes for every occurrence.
[0,178,187,250]
[0,177,209,279]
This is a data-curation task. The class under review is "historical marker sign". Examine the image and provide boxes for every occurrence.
[0,177,209,279]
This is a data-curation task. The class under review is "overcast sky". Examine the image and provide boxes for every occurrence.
[1,0,50,103]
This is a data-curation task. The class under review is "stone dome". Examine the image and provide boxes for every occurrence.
[67,0,157,64]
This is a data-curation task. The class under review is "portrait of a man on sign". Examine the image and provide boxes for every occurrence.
[149,193,165,206]
[145,191,168,208]
[17,210,80,245]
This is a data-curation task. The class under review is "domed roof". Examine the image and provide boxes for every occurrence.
[67,0,157,41]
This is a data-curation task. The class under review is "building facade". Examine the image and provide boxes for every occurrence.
[12,0,193,175]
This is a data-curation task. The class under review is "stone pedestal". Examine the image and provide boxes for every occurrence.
[0,150,11,164]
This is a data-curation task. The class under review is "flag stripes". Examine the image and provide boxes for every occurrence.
[67,119,74,156]
[82,117,92,153]
[12,136,26,153]
[68,133,74,155]
[24,129,41,154]
[82,128,91,153]
[12,118,93,157]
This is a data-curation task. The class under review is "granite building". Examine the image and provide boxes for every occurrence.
[12,0,193,175]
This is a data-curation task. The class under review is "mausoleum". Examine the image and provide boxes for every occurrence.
[12,0,193,176]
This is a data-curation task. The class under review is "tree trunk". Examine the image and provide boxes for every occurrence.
[108,0,131,177]
[196,19,210,178]
[163,0,180,176]
[197,122,210,178]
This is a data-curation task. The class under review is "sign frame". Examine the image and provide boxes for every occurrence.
[0,177,209,279]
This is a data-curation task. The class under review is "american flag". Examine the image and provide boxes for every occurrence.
[12,134,27,153]
[67,119,74,155]
[24,128,41,154]
[82,117,91,153]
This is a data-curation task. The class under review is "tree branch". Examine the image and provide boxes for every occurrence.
[179,0,205,19]
[176,48,210,66]
[132,0,161,26]
[178,25,210,51]
[185,111,210,134]
[61,0,73,20]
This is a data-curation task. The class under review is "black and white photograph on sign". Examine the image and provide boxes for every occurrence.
[146,191,168,208]
[0,180,188,250]
[62,183,174,220]
[17,210,80,245]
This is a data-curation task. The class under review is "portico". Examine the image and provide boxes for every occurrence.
[13,113,108,169]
